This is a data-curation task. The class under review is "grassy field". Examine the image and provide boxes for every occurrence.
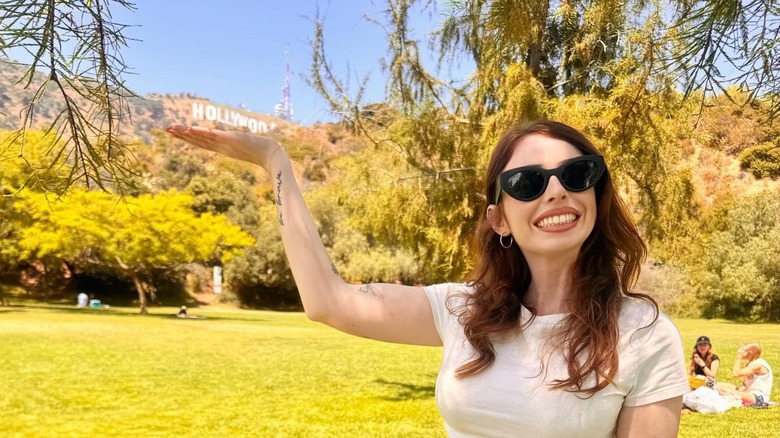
[0,304,777,437]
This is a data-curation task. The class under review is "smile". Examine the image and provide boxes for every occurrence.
[535,214,578,229]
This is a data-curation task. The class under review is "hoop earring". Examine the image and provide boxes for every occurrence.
[499,234,513,249]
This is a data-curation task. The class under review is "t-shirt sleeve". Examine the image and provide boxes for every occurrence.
[423,283,460,341]
[624,312,691,407]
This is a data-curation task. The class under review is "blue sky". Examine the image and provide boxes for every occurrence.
[111,1,450,125]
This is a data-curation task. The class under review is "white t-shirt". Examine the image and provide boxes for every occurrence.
[423,283,690,438]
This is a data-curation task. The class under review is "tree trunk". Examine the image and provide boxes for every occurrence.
[130,272,148,315]
[41,262,49,303]
[527,0,549,79]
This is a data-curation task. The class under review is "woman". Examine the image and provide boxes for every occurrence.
[689,335,720,379]
[166,120,689,437]
[730,342,773,406]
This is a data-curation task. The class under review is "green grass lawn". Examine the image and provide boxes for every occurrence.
[0,304,777,437]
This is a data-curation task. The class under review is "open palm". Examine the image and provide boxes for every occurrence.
[165,125,282,169]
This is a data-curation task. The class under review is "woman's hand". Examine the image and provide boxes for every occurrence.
[165,125,286,171]
[693,353,705,367]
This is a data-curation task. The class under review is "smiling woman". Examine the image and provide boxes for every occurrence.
[165,119,689,437]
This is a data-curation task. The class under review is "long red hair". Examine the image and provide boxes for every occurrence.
[451,120,657,395]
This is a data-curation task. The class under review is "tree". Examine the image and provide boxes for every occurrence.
[686,189,780,321]
[308,0,700,278]
[0,0,138,193]
[13,189,254,313]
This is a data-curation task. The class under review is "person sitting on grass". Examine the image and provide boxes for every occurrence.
[689,335,719,383]
[718,342,773,407]
[733,342,773,406]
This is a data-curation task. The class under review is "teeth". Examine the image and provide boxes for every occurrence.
[536,214,577,228]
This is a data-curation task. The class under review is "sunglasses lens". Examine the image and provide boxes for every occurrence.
[562,160,600,191]
[506,170,545,200]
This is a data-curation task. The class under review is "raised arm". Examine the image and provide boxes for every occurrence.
[692,353,719,378]
[166,126,440,346]
[733,356,766,378]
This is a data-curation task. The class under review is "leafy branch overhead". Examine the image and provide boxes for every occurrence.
[0,0,138,193]
[671,0,780,120]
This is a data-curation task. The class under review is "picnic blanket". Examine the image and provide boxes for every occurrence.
[683,387,743,414]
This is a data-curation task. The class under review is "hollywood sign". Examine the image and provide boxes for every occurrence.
[192,103,277,134]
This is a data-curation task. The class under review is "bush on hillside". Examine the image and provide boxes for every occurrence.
[739,141,780,179]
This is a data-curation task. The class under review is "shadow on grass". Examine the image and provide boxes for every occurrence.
[375,378,436,401]
[0,303,269,323]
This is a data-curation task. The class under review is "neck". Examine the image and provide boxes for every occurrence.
[523,252,577,315]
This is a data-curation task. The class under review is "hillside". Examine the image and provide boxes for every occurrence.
[0,58,350,157]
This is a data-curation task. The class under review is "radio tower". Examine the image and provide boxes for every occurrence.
[274,48,293,121]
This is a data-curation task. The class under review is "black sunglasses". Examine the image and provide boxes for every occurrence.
[494,154,606,203]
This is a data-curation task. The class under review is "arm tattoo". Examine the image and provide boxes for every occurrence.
[358,284,384,299]
[331,262,339,275]
[276,170,284,225]
[275,171,283,206]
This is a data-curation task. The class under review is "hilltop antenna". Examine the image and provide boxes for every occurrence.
[274,47,293,121]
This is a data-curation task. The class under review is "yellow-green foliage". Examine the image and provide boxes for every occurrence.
[685,189,780,320]
[478,63,548,152]
[0,129,71,192]
[739,141,780,179]
[12,189,253,269]
[329,140,478,282]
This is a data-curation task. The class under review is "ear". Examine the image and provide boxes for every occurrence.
[486,204,511,236]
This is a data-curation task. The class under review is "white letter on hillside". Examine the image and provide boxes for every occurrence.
[192,103,204,120]
[205,105,217,121]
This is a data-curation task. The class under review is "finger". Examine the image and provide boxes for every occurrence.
[166,129,214,150]
[171,126,225,147]
[166,124,190,134]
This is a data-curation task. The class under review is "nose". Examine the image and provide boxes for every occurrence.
[544,176,567,201]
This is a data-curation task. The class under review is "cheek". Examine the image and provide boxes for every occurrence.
[501,201,537,227]
[574,191,598,226]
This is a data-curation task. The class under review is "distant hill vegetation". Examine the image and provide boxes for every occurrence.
[0,58,351,158]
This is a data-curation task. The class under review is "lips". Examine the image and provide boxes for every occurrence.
[533,207,581,229]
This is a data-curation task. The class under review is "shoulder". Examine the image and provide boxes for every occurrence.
[423,283,474,337]
[423,282,475,296]
[618,297,680,350]
[754,358,772,370]
[618,297,660,330]
[619,298,689,406]
[423,282,473,304]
